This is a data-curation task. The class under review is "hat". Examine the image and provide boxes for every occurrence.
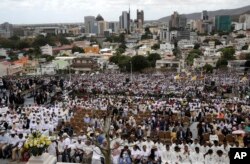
[10,130,15,134]
[49,136,57,140]
[152,145,157,149]
[62,133,69,137]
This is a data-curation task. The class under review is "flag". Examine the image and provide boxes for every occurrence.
[174,74,180,80]
[240,76,248,82]
[191,76,197,81]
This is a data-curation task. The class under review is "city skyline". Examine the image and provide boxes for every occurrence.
[0,0,250,24]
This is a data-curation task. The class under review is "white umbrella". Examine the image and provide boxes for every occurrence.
[232,130,245,135]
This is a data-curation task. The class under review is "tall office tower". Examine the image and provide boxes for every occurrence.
[215,15,231,32]
[169,12,187,29]
[84,16,96,34]
[119,11,130,33]
[201,10,209,20]
[136,9,144,29]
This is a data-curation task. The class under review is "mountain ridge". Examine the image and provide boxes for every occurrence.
[158,5,250,22]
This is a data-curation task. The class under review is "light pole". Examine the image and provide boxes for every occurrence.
[130,61,132,82]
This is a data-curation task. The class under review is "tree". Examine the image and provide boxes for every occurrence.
[32,35,51,47]
[245,60,250,72]
[236,34,246,38]
[216,58,228,68]
[193,43,200,50]
[109,55,120,64]
[17,40,31,49]
[109,55,131,71]
[41,54,55,62]
[203,64,213,73]
[203,38,222,46]
[141,27,153,40]
[242,44,249,50]
[118,55,131,71]
[58,35,71,45]
[0,37,16,49]
[118,43,127,50]
[151,43,160,50]
[72,46,84,53]
[147,53,161,67]
[8,52,18,61]
[9,35,20,41]
[115,48,125,55]
[221,47,235,60]
[131,55,149,72]
[186,49,202,66]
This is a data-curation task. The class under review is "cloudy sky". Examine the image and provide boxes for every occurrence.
[0,0,249,24]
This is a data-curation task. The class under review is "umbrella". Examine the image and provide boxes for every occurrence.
[232,130,245,135]
[244,126,250,133]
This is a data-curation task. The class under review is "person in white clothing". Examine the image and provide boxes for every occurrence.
[160,144,175,164]
[91,145,103,164]
[131,145,141,163]
[140,145,150,163]
[172,146,182,164]
[214,150,229,164]
[47,138,57,157]
[190,147,204,164]
[180,145,191,164]
[204,149,215,164]
[57,137,65,162]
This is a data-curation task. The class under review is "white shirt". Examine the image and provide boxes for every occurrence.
[75,142,84,150]
[204,154,215,164]
[63,137,71,149]
[92,146,103,160]
[131,149,141,159]
[214,155,229,164]
[57,140,65,153]
[160,149,174,164]
[190,152,204,164]
[9,136,19,145]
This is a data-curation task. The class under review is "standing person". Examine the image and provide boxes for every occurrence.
[91,145,103,164]
[57,137,65,162]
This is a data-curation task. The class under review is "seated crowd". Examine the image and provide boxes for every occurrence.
[0,72,249,164]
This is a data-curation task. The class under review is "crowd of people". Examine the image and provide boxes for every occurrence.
[0,72,250,164]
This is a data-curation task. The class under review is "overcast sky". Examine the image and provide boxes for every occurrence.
[0,0,250,24]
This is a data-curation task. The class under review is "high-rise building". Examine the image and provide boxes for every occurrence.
[215,15,231,32]
[201,10,209,20]
[136,10,144,29]
[179,15,187,29]
[169,12,187,29]
[169,12,179,29]
[98,21,108,36]
[160,27,170,42]
[108,22,119,33]
[84,16,96,34]
[0,22,13,38]
[239,14,250,30]
[119,11,130,33]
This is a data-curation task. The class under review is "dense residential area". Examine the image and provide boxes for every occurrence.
[0,6,250,77]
